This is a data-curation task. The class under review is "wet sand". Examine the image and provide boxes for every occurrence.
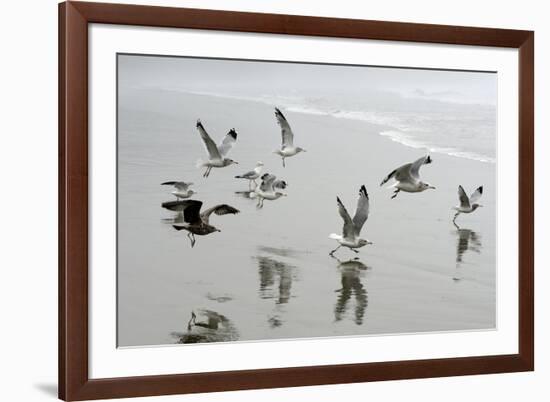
[117,90,496,347]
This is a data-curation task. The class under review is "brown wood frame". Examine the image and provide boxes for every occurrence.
[59,1,534,400]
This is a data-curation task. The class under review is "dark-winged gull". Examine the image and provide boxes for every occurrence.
[234,161,264,189]
[251,173,288,208]
[329,185,373,256]
[162,199,239,247]
[161,181,195,200]
[453,185,483,226]
[380,155,435,199]
[273,108,306,167]
[196,120,238,178]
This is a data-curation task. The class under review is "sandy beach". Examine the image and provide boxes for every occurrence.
[117,89,496,347]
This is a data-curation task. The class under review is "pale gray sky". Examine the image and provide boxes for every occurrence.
[118,54,497,106]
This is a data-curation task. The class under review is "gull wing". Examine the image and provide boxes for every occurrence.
[273,180,287,190]
[218,129,237,157]
[161,181,192,191]
[470,186,483,204]
[409,155,432,179]
[337,196,355,241]
[162,200,203,224]
[352,185,370,236]
[259,173,277,192]
[196,120,221,160]
[380,163,412,186]
[458,185,470,209]
[274,108,294,148]
[201,204,240,224]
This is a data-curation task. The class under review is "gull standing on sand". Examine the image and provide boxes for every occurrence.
[273,107,306,167]
[162,199,240,247]
[329,185,373,256]
[453,185,483,226]
[161,181,195,200]
[252,173,288,208]
[380,155,436,199]
[196,120,238,178]
[234,161,264,189]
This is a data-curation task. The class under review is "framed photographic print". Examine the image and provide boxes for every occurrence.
[59,1,534,400]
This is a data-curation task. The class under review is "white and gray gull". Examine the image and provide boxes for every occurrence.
[161,181,195,200]
[196,120,238,178]
[251,173,288,208]
[329,185,373,256]
[380,154,435,199]
[234,161,264,189]
[453,185,483,226]
[273,107,306,167]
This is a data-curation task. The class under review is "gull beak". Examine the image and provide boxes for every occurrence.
[429,186,436,190]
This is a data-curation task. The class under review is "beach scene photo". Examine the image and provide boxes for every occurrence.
[117,54,497,347]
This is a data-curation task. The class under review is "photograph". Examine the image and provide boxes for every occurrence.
[117,54,497,347]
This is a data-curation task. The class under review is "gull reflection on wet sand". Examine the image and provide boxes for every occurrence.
[255,246,301,328]
[171,309,239,344]
[332,257,369,325]
[257,255,296,304]
[453,228,482,281]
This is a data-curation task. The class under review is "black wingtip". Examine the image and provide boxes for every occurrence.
[196,120,203,129]
[172,225,185,231]
[161,181,176,185]
[360,185,369,199]
[228,128,237,139]
[274,107,285,118]
[337,196,342,204]
[261,173,270,180]
[478,186,483,194]
[426,155,432,164]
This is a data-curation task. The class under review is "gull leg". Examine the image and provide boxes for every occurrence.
[191,234,196,248]
[351,249,359,254]
[203,167,208,178]
[329,245,342,256]
[452,212,460,229]
[187,232,194,247]
[282,157,286,168]
[391,189,400,199]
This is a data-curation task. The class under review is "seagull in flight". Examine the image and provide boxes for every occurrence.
[453,185,483,227]
[235,161,264,189]
[273,108,306,167]
[329,185,373,256]
[196,120,238,178]
[161,181,195,200]
[251,173,288,208]
[380,155,435,199]
[162,200,239,247]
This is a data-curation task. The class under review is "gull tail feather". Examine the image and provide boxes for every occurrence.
[329,233,342,240]
[195,158,206,168]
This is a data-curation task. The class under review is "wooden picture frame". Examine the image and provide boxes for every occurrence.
[59,1,534,400]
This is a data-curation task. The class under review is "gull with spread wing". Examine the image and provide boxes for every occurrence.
[161,181,195,200]
[162,200,239,247]
[273,108,306,167]
[329,185,373,256]
[380,155,435,199]
[453,185,483,227]
[251,173,288,208]
[196,120,238,178]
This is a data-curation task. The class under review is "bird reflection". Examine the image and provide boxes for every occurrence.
[332,257,369,325]
[171,309,239,344]
[453,228,482,281]
[257,256,295,304]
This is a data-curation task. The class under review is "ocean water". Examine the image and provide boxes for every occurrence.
[181,90,496,163]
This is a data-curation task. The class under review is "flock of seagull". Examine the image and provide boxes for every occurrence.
[161,107,484,254]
